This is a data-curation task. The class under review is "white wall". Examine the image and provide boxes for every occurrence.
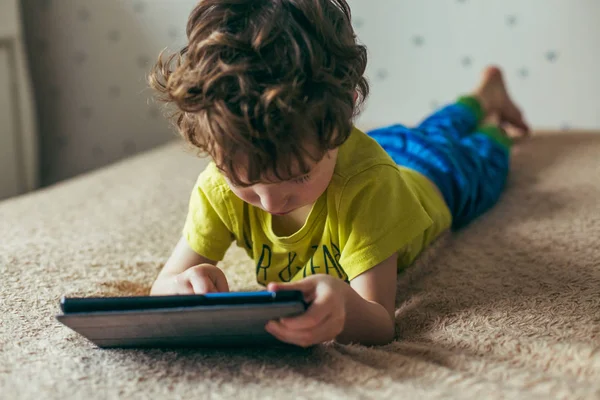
[21,0,199,185]
[21,0,599,185]
[349,0,600,130]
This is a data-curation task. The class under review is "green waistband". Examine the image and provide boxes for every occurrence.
[457,95,484,123]
[476,125,512,150]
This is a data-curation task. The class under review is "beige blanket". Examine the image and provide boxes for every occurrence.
[1,131,599,399]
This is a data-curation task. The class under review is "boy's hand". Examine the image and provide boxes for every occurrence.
[265,275,348,348]
[151,264,229,295]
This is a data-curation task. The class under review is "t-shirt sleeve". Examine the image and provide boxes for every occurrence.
[337,165,433,281]
[183,171,234,261]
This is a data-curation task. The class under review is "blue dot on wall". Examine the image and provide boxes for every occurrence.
[133,1,146,13]
[108,30,121,42]
[412,36,425,47]
[74,51,87,64]
[108,86,121,98]
[168,27,179,40]
[546,51,558,62]
[80,107,93,119]
[148,106,160,119]
[77,7,90,21]
[376,69,389,80]
[518,67,529,78]
[137,55,151,69]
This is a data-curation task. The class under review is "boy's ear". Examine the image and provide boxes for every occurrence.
[353,91,358,104]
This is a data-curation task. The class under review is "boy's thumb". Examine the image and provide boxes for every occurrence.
[267,280,305,293]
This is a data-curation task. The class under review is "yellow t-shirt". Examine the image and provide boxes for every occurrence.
[183,127,452,285]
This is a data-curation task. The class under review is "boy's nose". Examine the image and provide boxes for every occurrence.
[260,193,288,213]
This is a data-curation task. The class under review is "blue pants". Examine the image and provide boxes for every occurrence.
[368,99,511,230]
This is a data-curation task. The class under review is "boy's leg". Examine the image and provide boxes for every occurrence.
[450,123,512,230]
[368,118,513,231]
[417,66,529,141]
[415,96,484,140]
[368,66,528,230]
[448,66,529,228]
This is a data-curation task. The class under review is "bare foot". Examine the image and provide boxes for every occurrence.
[483,112,527,144]
[474,66,530,134]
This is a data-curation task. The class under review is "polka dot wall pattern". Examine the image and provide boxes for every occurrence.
[21,0,199,185]
[19,0,600,185]
[347,0,600,132]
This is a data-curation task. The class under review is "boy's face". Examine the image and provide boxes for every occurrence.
[225,149,338,216]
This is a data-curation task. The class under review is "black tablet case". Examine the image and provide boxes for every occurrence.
[57,295,306,348]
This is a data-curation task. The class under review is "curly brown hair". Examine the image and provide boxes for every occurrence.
[149,0,369,185]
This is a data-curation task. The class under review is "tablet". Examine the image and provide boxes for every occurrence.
[56,291,307,348]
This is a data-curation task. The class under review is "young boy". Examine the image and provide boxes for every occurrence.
[149,0,529,347]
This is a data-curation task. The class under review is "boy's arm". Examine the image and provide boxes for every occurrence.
[156,236,217,278]
[338,252,398,345]
[265,252,399,347]
[150,236,228,295]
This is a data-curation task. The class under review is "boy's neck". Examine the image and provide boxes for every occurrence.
[271,203,314,237]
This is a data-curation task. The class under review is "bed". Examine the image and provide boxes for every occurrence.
[1,131,599,399]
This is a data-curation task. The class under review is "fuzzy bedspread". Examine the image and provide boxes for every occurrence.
[1,131,599,399]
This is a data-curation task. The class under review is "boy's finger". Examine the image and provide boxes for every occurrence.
[279,303,330,330]
[267,279,316,300]
[265,321,295,345]
[189,275,217,294]
[215,279,230,293]
[266,314,336,347]
[268,280,306,292]
[173,275,195,294]
[296,314,341,344]
[214,273,230,293]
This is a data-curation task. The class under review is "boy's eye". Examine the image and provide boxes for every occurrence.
[225,178,240,188]
[293,174,310,184]
[225,177,252,188]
